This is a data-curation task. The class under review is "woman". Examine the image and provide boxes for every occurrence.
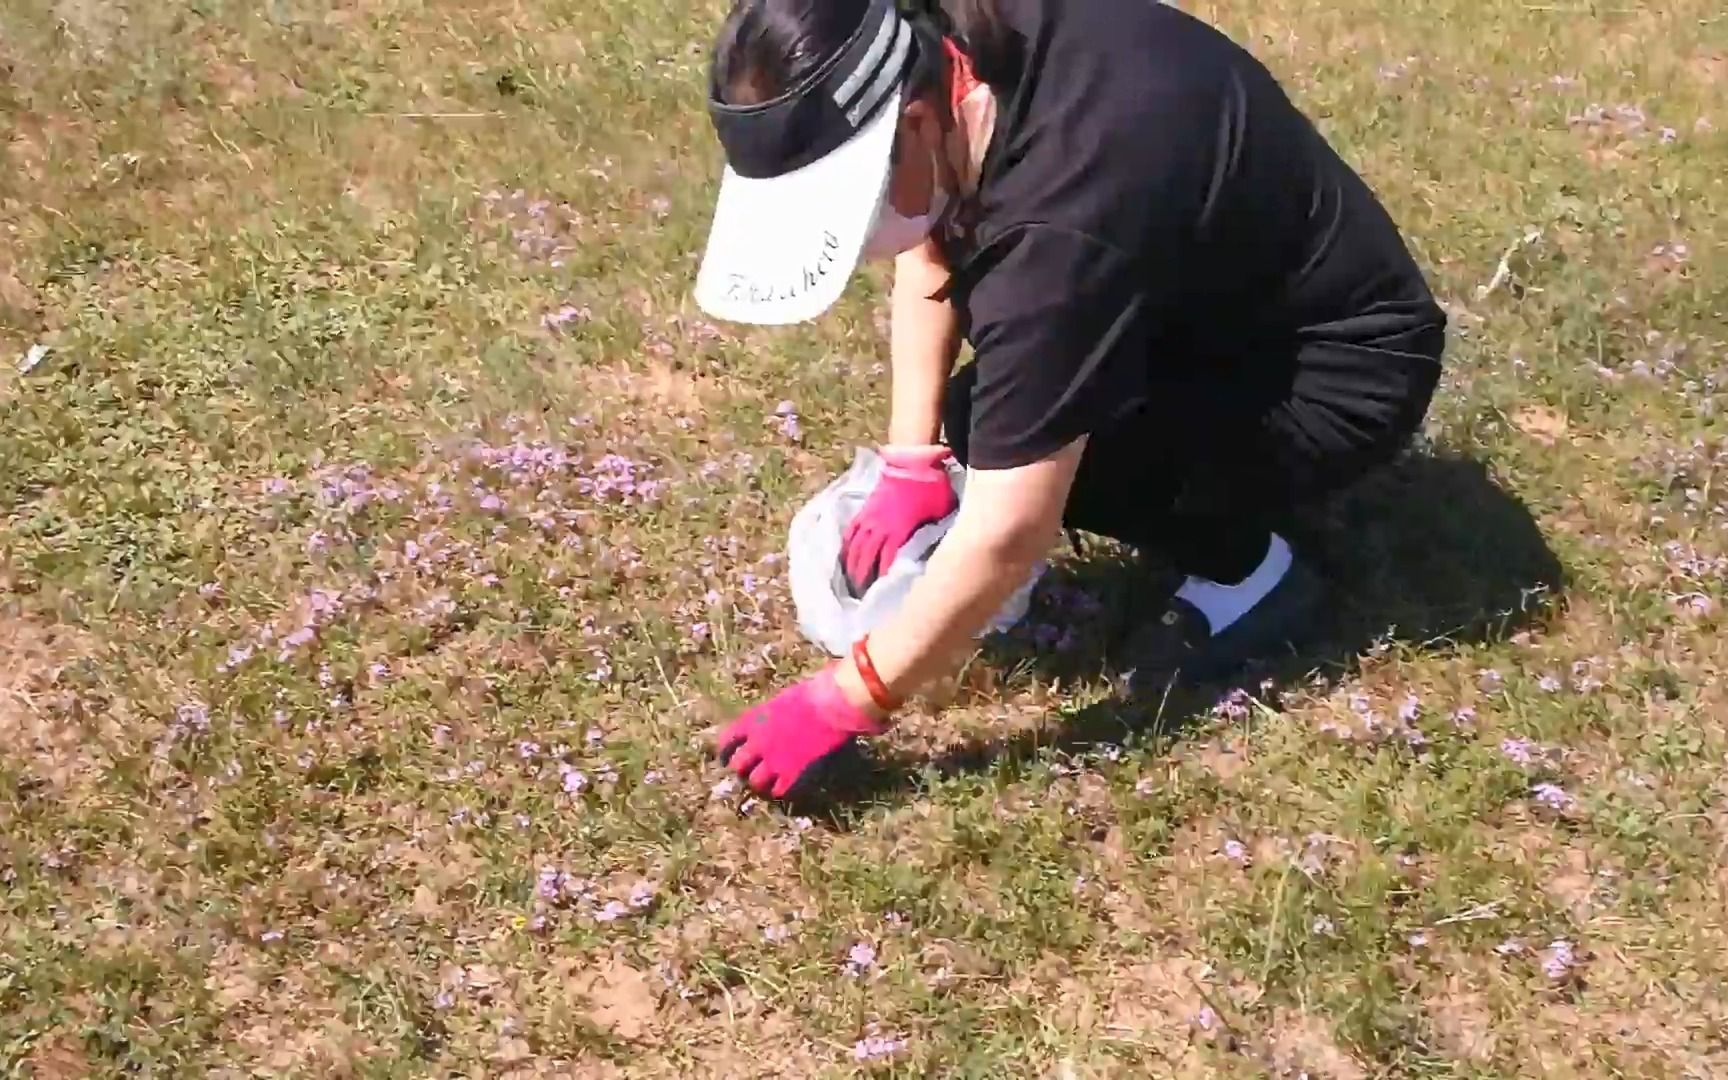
[694,0,1446,798]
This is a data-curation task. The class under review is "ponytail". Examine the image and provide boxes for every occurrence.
[900,0,1021,93]
[935,0,1022,90]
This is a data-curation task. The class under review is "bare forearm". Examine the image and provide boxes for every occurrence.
[835,441,1087,713]
[858,517,1053,694]
[886,241,961,446]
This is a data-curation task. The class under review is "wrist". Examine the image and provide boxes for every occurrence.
[833,656,894,727]
[880,444,953,474]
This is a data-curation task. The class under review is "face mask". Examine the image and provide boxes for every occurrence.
[861,149,950,261]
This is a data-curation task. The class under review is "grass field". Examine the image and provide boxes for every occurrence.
[2,0,1726,1075]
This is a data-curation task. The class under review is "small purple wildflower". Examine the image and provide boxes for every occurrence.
[1213,688,1252,720]
[260,929,284,943]
[1312,915,1335,936]
[1398,694,1420,722]
[628,881,658,910]
[1221,839,1250,866]
[1538,673,1563,693]
[1542,939,1577,979]
[1451,706,1476,727]
[1477,668,1504,693]
[540,305,589,330]
[1500,738,1538,766]
[561,767,589,794]
[536,867,562,901]
[1408,931,1430,947]
[711,777,740,800]
[853,1035,907,1062]
[843,941,877,977]
[1192,1006,1219,1032]
[762,923,792,944]
[593,900,630,923]
[1532,782,1575,811]
[218,643,255,672]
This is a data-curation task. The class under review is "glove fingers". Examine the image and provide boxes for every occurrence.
[843,528,888,598]
[714,721,751,764]
[726,742,766,778]
[746,758,780,794]
[875,534,908,578]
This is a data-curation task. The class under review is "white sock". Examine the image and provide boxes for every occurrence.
[1174,533,1294,635]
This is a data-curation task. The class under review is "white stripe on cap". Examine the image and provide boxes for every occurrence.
[832,4,900,112]
[842,18,910,127]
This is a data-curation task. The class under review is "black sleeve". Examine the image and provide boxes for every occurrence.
[961,226,1151,470]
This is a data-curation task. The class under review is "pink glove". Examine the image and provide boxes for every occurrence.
[716,666,886,798]
[841,446,958,597]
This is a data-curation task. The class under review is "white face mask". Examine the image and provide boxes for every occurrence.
[861,149,950,262]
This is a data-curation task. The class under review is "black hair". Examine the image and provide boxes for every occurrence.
[712,0,1020,109]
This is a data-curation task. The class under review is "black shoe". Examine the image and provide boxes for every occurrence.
[1122,557,1326,696]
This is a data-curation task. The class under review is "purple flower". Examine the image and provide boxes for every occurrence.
[1538,673,1563,693]
[260,929,284,943]
[1192,1006,1219,1031]
[218,643,255,672]
[1408,931,1430,947]
[1398,694,1420,722]
[1542,939,1577,979]
[762,923,792,944]
[1212,688,1252,720]
[853,1035,907,1062]
[593,900,630,923]
[1477,668,1504,693]
[1532,782,1574,811]
[643,770,664,785]
[628,881,657,910]
[561,767,589,794]
[541,305,589,329]
[536,867,563,901]
[843,941,877,976]
[1135,777,1157,796]
[1500,738,1537,766]
[1451,706,1476,727]
[1311,915,1335,936]
[1495,938,1525,956]
[711,777,739,800]
[1221,839,1250,866]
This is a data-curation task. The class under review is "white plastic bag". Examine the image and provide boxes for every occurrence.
[788,447,1045,657]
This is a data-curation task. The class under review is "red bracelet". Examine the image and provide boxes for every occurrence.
[850,636,903,713]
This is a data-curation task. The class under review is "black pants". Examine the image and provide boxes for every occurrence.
[942,319,1445,583]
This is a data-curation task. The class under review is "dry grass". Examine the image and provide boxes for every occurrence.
[2,0,1726,1074]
